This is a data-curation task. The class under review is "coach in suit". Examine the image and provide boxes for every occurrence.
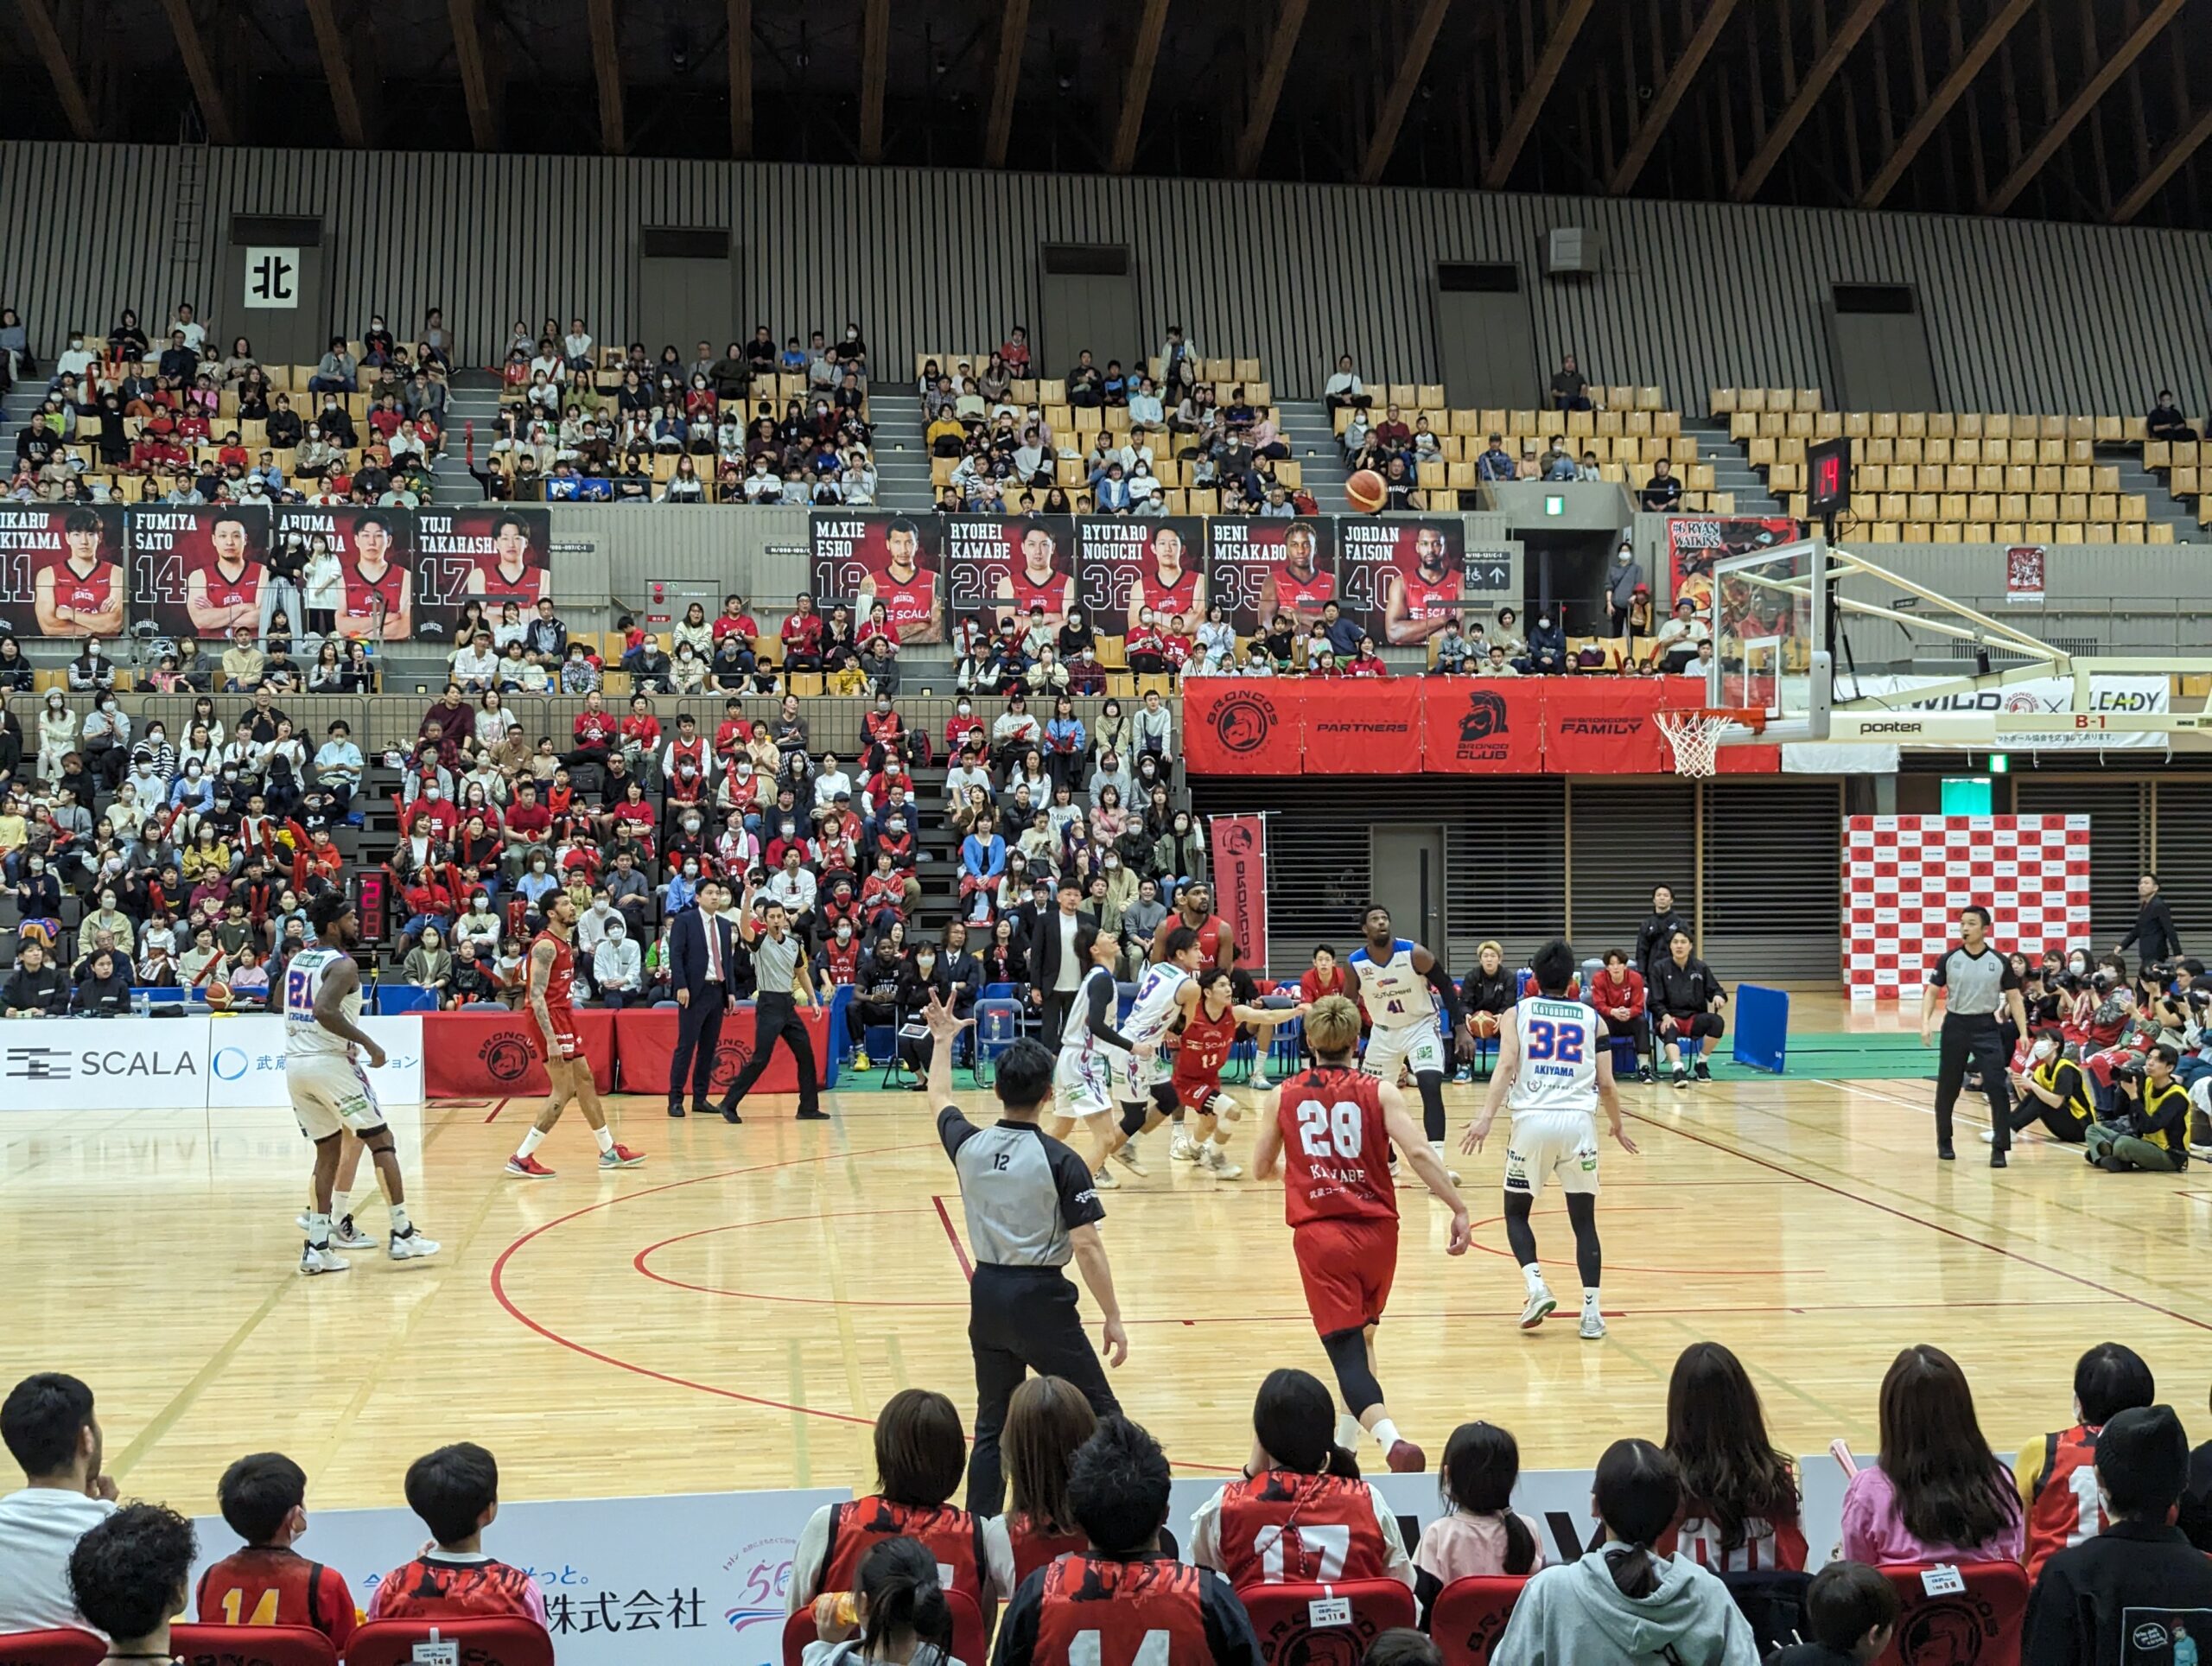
[1027,876,1099,1045]
[667,876,740,1117]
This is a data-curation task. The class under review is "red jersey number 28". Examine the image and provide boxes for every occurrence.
[1297,1101,1366,1159]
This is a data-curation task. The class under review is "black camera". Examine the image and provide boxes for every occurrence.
[2113,1053,2149,1082]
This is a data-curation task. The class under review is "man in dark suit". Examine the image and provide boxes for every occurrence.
[2119,871,2183,969]
[667,876,739,1117]
[1027,876,1099,1044]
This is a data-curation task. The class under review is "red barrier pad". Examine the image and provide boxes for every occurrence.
[1183,681,1303,774]
[1303,678,1423,774]
[423,1008,617,1097]
[1420,681,1546,773]
[1541,683,1672,773]
[613,1003,832,1097]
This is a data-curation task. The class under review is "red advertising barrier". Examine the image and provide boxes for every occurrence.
[612,1003,832,1097]
[423,1008,617,1097]
[1303,677,1424,774]
[1180,677,1781,775]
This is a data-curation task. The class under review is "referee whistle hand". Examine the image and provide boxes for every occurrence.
[1101,1316,1129,1367]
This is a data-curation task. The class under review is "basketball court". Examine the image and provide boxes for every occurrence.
[9,1000,2206,1519]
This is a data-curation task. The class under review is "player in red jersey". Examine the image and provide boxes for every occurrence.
[194,1452,357,1651]
[504,893,645,1177]
[184,508,264,634]
[1382,525,1465,645]
[1125,524,1205,636]
[463,511,550,605]
[858,515,944,641]
[1256,522,1333,625]
[2017,1341,2155,1579]
[1168,969,1307,1180]
[35,507,124,635]
[339,511,413,639]
[1250,994,1467,1475]
[1152,880,1286,1106]
[995,524,1074,632]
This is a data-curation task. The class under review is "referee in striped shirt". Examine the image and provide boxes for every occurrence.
[717,875,823,1121]
[1922,905,2030,1167]
[919,990,1126,1516]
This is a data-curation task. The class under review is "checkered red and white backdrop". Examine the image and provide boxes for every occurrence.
[1843,815,2092,999]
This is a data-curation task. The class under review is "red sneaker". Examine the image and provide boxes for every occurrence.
[1385,1440,1427,1474]
[599,1144,648,1169]
[504,1154,556,1179]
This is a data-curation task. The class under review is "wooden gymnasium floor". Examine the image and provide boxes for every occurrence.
[4,989,2208,1517]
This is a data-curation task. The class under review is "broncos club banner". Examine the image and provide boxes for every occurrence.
[1184,678,1777,776]
[421,1008,618,1097]
[1207,816,1269,979]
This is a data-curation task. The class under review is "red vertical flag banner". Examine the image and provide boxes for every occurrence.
[1183,680,1303,773]
[1209,815,1269,975]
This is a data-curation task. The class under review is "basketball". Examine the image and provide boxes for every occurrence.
[1345,468,1388,512]
[1468,1011,1500,1039]
[204,982,233,1010]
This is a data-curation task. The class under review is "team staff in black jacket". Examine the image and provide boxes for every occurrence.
[1651,931,1727,1091]
[2118,871,2183,967]
[1635,885,1691,988]
[2,939,67,1015]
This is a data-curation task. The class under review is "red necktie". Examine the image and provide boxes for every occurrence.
[705,914,723,982]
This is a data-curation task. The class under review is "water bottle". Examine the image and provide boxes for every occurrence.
[131,989,151,1018]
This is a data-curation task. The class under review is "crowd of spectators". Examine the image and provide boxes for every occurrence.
[12,1332,2212,1664]
[482,321,878,505]
[9,301,450,508]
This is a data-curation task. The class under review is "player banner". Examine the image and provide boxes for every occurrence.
[413,505,551,641]
[941,513,1076,633]
[0,503,126,637]
[273,505,416,640]
[1080,517,1208,636]
[1207,517,1338,634]
[1338,518,1466,646]
[1184,680,1303,774]
[1208,815,1269,975]
[1664,514,1801,620]
[126,502,272,641]
[808,511,944,643]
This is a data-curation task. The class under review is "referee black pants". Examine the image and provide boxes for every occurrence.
[965,1266,1121,1517]
[720,991,821,1115]
[1934,1013,2013,1152]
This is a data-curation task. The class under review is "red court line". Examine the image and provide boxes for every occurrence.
[483,1097,511,1123]
[933,1195,975,1281]
[1625,1110,2212,1334]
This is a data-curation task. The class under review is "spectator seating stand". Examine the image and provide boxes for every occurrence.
[0,1631,105,1666]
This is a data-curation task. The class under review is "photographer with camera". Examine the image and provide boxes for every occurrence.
[1999,1027,2094,1147]
[2084,1044,2190,1172]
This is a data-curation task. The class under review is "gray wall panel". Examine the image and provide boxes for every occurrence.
[3,145,2206,416]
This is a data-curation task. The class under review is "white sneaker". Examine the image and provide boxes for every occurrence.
[1580,1308,1607,1340]
[331,1216,378,1250]
[1518,1283,1557,1330]
[387,1228,442,1262]
[1199,1143,1243,1180]
[1091,1166,1120,1191]
[299,1244,349,1275]
[1249,1068,1274,1091]
[1111,1144,1148,1178]
[1169,1131,1200,1162]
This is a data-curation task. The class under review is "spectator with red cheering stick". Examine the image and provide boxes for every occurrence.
[1250,993,1470,1475]
[504,892,644,1178]
[1191,1367,1414,1588]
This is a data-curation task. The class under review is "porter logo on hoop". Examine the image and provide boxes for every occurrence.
[1211,693,1278,755]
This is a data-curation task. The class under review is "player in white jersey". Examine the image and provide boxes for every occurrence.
[286,893,440,1275]
[1049,928,1127,1142]
[1088,925,1205,1184]
[1464,938,1636,1339]
[1351,905,1471,1175]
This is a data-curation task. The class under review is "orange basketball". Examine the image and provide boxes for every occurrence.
[1468,1011,1500,1039]
[204,982,233,1010]
[1345,468,1388,512]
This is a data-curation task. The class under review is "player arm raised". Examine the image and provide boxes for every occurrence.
[1379,1081,1469,1253]
[525,937,558,1050]
[313,956,386,1069]
[1413,943,1472,1060]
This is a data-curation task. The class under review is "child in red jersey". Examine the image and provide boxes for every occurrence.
[195,1452,356,1650]
[367,1442,546,1629]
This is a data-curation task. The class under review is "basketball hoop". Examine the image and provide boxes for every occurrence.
[1655,708,1765,779]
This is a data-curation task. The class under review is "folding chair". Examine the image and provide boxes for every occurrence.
[1429,1575,1530,1666]
[0,1631,106,1666]
[344,1618,555,1666]
[1236,1579,1417,1666]
[170,1623,340,1666]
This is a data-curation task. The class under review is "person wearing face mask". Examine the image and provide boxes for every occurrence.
[1516,610,1567,676]
[893,938,956,1085]
[79,693,130,792]
[593,913,642,1009]
[2002,1027,2096,1146]
[455,892,502,957]
[1607,540,1646,639]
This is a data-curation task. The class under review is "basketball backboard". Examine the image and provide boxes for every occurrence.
[1706,537,1831,741]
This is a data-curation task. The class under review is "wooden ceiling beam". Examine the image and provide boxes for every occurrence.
[301,0,372,148]
[858,0,890,163]
[728,0,752,159]
[587,0,625,155]
[1108,0,1171,175]
[2113,100,2212,222]
[16,0,98,141]
[1982,0,2184,213]
[1610,0,1740,194]
[1859,0,2034,207]
[1359,0,1451,185]
[1734,0,1888,200]
[447,0,501,150]
[156,0,233,144]
[1485,0,1595,188]
[1233,0,1310,177]
[982,0,1030,168]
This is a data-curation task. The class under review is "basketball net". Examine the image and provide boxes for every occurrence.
[1655,709,1762,779]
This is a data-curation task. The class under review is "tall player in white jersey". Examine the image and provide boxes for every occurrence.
[1464,938,1635,1338]
[1350,905,1472,1175]
[1089,925,1205,1182]
[286,893,440,1275]
[1048,926,1126,1144]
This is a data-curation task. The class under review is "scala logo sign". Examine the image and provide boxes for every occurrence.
[1211,692,1277,755]
[3,1043,200,1083]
